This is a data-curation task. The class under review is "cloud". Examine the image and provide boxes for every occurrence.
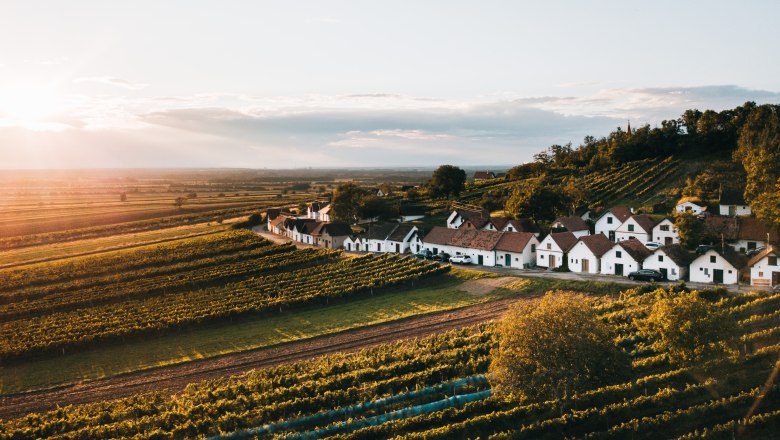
[74,77,148,90]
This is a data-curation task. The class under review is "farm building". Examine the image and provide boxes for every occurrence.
[642,244,693,281]
[551,216,590,238]
[567,234,613,274]
[398,205,425,222]
[615,215,656,244]
[719,190,752,217]
[600,238,652,276]
[473,171,496,181]
[747,246,780,287]
[652,218,679,245]
[307,201,331,221]
[537,232,578,269]
[309,222,352,249]
[689,247,746,285]
[421,226,538,268]
[675,198,707,215]
[446,208,489,229]
[594,207,633,242]
[345,223,419,254]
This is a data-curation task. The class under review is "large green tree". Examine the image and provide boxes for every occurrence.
[734,104,780,226]
[504,178,570,223]
[489,292,627,401]
[331,182,364,222]
[674,212,704,249]
[427,165,466,198]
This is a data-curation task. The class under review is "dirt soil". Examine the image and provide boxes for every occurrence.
[0,297,519,420]
[457,276,517,295]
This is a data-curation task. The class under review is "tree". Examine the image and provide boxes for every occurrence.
[357,195,396,221]
[734,104,780,226]
[637,290,739,366]
[174,197,186,209]
[674,212,704,249]
[505,178,570,223]
[331,182,364,222]
[428,165,466,199]
[489,292,628,401]
[562,176,590,214]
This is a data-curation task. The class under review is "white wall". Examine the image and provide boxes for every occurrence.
[652,219,679,245]
[615,217,651,244]
[749,254,780,286]
[728,239,766,253]
[595,214,621,240]
[676,202,704,214]
[446,211,465,229]
[567,241,601,274]
[719,205,752,216]
[642,250,687,281]
[689,250,739,284]
[422,243,495,266]
[600,245,642,276]
[536,235,565,269]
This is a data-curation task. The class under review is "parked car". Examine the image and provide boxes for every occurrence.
[747,246,766,257]
[627,269,666,282]
[432,252,451,262]
[644,241,662,250]
[414,249,433,259]
[695,244,714,255]
[450,255,472,264]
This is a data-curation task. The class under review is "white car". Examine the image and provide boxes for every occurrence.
[450,255,472,264]
[644,241,662,250]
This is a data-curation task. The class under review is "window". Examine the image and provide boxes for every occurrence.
[607,217,613,224]
[759,271,764,277]
[531,244,536,252]
[546,243,551,250]
[660,225,670,231]
[672,268,677,275]
[616,251,622,258]
[658,255,664,262]
[710,255,716,263]
[628,224,635,232]
[770,256,778,266]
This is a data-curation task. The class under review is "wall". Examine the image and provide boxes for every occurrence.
[689,250,739,284]
[642,251,687,281]
[567,242,600,274]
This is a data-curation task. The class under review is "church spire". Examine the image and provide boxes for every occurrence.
[627,120,632,137]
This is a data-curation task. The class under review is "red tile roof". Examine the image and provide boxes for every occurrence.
[630,214,657,233]
[552,216,589,232]
[617,238,653,262]
[495,232,536,253]
[577,234,613,257]
[422,226,534,252]
[548,232,578,252]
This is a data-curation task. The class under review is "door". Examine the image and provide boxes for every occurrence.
[615,263,624,276]
[729,206,736,216]
[478,255,483,265]
[548,254,556,268]
[396,243,400,253]
[505,254,511,267]
[714,269,724,284]
[582,259,589,273]
[660,268,668,279]
[773,271,780,286]
[608,231,615,242]
[665,237,673,245]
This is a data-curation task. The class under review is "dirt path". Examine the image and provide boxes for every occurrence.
[457,276,517,295]
[0,297,518,420]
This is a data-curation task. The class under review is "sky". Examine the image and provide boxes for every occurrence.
[0,1,779,169]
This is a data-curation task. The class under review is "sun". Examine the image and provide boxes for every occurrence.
[0,83,63,127]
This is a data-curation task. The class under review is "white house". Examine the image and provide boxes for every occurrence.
[319,205,332,223]
[473,170,496,181]
[567,234,614,274]
[594,207,633,242]
[310,222,352,249]
[307,201,330,221]
[719,190,752,217]
[652,218,679,246]
[642,245,693,281]
[500,218,540,236]
[346,223,419,254]
[731,217,779,254]
[614,215,656,244]
[551,216,590,238]
[398,205,425,222]
[537,232,578,269]
[689,248,746,285]
[421,226,538,268]
[675,199,706,215]
[446,208,488,229]
[747,247,780,287]
[600,239,652,276]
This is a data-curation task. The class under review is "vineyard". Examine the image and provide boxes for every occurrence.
[0,230,448,363]
[2,286,780,439]
[581,156,682,207]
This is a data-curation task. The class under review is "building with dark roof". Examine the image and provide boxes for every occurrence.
[567,234,614,274]
[344,223,419,254]
[719,189,751,217]
[537,232,578,269]
[601,238,652,276]
[421,226,539,268]
[642,244,695,281]
[551,216,590,237]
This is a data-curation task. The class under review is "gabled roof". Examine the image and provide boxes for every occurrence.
[495,232,536,253]
[461,218,490,230]
[269,214,292,229]
[547,232,578,252]
[388,223,417,242]
[552,216,589,232]
[363,223,401,241]
[616,239,653,262]
[285,218,317,232]
[738,217,780,242]
[504,218,540,233]
[576,234,613,257]
[318,222,352,237]
[653,244,695,267]
[422,227,458,245]
[676,197,704,206]
[448,229,503,251]
[696,246,749,270]
[747,246,780,267]
[597,207,633,223]
[309,201,330,212]
[630,214,657,233]
[452,208,489,223]
[719,189,746,206]
[302,221,324,235]
[473,171,495,179]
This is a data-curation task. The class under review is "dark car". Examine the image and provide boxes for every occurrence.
[627,269,666,282]
[414,249,433,259]
[695,244,714,255]
[432,252,451,262]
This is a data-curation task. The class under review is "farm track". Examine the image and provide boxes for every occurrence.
[0,296,518,420]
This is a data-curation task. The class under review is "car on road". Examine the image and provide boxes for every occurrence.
[432,252,451,262]
[414,249,433,259]
[644,241,662,250]
[627,269,666,282]
[449,255,472,264]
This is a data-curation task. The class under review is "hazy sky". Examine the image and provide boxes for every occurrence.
[1,1,779,169]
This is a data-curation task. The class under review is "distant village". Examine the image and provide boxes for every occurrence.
[265,174,779,289]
